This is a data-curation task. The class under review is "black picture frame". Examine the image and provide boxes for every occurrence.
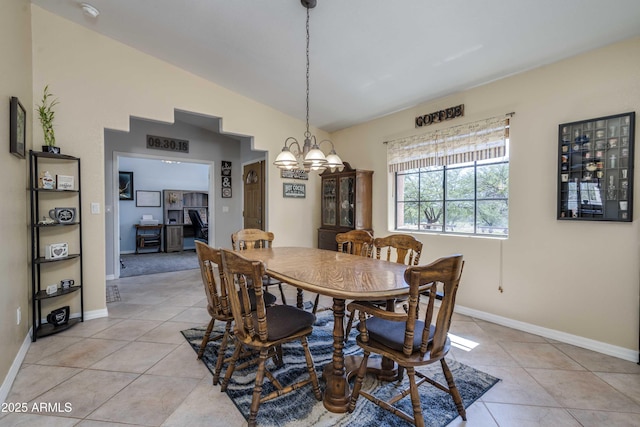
[119,171,134,201]
[557,111,635,222]
[10,96,26,158]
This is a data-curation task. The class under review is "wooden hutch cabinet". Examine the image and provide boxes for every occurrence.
[163,189,208,252]
[318,162,373,250]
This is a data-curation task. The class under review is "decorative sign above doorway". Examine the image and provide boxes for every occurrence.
[146,134,189,153]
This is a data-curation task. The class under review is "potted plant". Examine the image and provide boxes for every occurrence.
[36,85,60,153]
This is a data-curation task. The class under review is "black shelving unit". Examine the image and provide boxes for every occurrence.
[29,150,84,341]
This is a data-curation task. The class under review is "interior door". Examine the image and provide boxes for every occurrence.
[243,161,265,230]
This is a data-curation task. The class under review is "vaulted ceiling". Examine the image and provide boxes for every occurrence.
[32,0,640,132]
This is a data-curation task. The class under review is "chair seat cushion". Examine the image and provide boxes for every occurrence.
[364,317,434,352]
[253,305,315,341]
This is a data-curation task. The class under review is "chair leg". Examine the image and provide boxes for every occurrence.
[441,359,467,421]
[348,350,370,411]
[407,367,425,427]
[197,318,215,359]
[300,336,322,400]
[212,321,232,385]
[277,283,287,305]
[220,341,243,392]
[344,310,355,343]
[296,288,304,309]
[248,348,270,427]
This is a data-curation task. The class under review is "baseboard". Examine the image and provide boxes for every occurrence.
[106,274,115,281]
[1,308,108,403]
[0,332,31,404]
[455,305,638,363]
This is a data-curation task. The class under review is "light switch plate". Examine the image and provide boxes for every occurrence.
[91,202,100,214]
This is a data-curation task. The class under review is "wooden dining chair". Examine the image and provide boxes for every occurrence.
[336,229,374,257]
[347,254,466,427]
[195,241,277,384]
[344,233,422,341]
[231,228,288,305]
[219,249,322,427]
[194,241,233,384]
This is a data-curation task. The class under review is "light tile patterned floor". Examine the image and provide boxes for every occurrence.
[2,268,639,426]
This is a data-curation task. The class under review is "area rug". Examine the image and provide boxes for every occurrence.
[182,312,499,427]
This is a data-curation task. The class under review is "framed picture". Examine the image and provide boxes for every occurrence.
[10,96,26,158]
[56,175,75,190]
[283,182,306,198]
[280,169,309,180]
[221,160,232,176]
[119,171,134,200]
[136,190,161,207]
[557,111,635,222]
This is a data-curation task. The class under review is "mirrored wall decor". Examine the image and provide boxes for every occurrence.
[557,112,635,222]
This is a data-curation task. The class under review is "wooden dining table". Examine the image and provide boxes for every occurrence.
[238,246,410,413]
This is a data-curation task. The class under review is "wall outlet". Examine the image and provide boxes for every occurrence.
[16,307,21,325]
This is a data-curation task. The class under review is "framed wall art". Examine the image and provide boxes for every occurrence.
[119,171,134,201]
[557,111,635,222]
[10,96,26,158]
[283,182,306,198]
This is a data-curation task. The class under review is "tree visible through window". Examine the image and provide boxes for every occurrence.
[390,116,510,236]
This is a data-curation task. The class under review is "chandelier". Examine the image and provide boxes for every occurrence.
[273,0,344,173]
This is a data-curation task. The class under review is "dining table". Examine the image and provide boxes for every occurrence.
[237,246,410,413]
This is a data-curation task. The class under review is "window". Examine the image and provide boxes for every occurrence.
[388,116,510,236]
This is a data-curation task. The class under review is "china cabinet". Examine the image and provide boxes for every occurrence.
[318,162,373,250]
[29,150,84,341]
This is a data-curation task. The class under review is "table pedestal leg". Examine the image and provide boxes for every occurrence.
[322,298,350,413]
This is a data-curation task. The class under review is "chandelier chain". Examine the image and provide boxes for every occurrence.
[305,5,311,139]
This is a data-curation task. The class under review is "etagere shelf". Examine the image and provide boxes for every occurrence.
[29,150,84,341]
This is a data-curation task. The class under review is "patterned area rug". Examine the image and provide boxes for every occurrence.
[182,312,499,427]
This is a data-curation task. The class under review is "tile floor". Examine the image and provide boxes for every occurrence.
[2,268,640,426]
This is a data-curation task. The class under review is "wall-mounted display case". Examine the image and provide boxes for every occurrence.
[557,112,635,222]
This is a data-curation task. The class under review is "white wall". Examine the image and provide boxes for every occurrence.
[331,37,640,356]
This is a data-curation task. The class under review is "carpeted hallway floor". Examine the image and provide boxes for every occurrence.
[119,251,199,277]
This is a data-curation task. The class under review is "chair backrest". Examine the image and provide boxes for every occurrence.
[373,234,422,266]
[220,249,269,342]
[403,254,464,358]
[336,229,374,257]
[189,210,207,240]
[231,228,274,250]
[195,241,229,317]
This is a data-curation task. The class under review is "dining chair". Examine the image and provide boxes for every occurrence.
[347,254,466,427]
[194,241,233,384]
[219,249,322,427]
[195,241,276,384]
[231,228,288,305]
[344,233,422,341]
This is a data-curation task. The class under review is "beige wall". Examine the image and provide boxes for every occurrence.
[29,4,325,323]
[0,0,32,387]
[331,37,640,355]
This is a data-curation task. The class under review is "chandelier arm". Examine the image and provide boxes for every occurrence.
[285,137,303,157]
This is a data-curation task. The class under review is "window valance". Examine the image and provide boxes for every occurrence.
[387,115,509,172]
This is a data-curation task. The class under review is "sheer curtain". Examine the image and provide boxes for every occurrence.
[387,115,510,172]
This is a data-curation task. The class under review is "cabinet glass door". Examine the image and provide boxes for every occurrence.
[339,176,355,227]
[322,178,337,226]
